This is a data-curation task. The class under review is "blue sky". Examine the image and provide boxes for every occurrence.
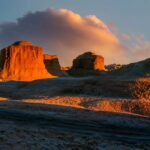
[1,0,150,39]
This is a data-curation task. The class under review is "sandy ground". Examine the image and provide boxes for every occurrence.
[0,96,150,150]
[1,95,150,116]
[0,77,150,149]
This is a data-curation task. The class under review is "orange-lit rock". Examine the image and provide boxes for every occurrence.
[0,41,53,81]
[43,54,63,76]
[61,66,70,71]
[72,52,105,70]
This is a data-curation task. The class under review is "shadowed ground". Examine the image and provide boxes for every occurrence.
[0,77,150,149]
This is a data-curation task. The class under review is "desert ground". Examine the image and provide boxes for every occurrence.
[0,1,150,149]
[0,77,150,150]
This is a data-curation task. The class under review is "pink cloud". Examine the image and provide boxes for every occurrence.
[129,36,150,61]
[120,34,131,41]
[108,21,118,31]
[0,8,149,66]
[0,8,124,65]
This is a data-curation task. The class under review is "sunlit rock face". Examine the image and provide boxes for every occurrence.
[43,54,63,76]
[0,41,52,81]
[72,52,105,70]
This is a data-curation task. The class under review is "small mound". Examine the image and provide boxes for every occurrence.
[82,99,150,116]
[18,96,150,116]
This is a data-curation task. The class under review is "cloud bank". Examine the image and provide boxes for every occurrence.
[0,8,149,66]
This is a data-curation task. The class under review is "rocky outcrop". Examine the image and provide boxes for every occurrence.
[68,52,105,76]
[61,67,70,71]
[72,52,105,70]
[43,54,63,76]
[105,64,123,71]
[0,41,52,81]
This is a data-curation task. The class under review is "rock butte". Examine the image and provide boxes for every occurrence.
[0,41,53,81]
[72,52,105,70]
[0,41,107,80]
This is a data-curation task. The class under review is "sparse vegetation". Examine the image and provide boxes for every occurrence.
[129,81,150,100]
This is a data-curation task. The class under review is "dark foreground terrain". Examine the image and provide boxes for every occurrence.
[0,106,150,150]
[0,77,150,149]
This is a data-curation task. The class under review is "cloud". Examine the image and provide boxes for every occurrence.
[0,8,124,65]
[120,34,131,41]
[108,21,118,32]
[127,35,150,62]
[0,8,149,66]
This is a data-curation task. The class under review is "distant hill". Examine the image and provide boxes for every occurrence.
[110,58,150,78]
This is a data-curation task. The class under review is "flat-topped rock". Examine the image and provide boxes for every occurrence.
[0,41,53,81]
[72,51,105,70]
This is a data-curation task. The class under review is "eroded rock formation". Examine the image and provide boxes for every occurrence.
[0,41,52,81]
[43,54,63,76]
[72,52,105,70]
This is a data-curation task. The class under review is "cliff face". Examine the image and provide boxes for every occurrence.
[43,54,63,76]
[0,41,52,81]
[72,52,105,70]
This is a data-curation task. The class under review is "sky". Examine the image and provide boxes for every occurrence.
[0,0,150,66]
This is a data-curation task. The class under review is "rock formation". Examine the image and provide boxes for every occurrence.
[105,64,123,71]
[43,54,63,76]
[0,41,53,81]
[72,52,105,70]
